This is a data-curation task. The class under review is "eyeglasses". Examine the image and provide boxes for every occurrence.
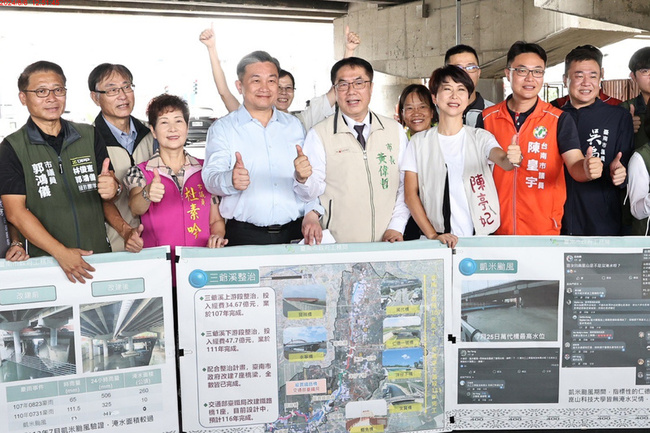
[23,87,67,98]
[403,104,432,114]
[278,86,295,94]
[509,67,545,78]
[95,84,135,96]
[636,68,650,77]
[334,80,371,92]
[454,65,481,73]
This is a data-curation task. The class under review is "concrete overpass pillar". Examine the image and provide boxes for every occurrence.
[92,334,113,370]
[12,331,22,363]
[41,317,68,347]
[373,72,422,119]
[0,320,28,363]
[121,332,140,356]
[102,341,109,369]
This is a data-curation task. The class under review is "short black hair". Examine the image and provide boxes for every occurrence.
[279,69,295,88]
[397,84,436,125]
[629,47,650,73]
[18,61,66,91]
[564,45,603,75]
[146,94,189,127]
[236,51,280,81]
[506,41,547,68]
[428,65,475,96]
[88,63,134,92]
[330,57,374,85]
[445,44,479,65]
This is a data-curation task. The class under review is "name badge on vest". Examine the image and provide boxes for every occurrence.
[30,160,58,199]
[70,156,98,193]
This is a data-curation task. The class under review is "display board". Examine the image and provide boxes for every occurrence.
[0,247,180,433]
[4,237,650,433]
[177,242,452,433]
[448,237,650,430]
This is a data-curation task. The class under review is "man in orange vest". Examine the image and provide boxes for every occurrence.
[483,41,603,235]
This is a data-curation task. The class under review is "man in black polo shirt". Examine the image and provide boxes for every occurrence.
[559,45,634,236]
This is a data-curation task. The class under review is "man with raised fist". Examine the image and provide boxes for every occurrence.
[0,61,112,283]
[202,51,321,246]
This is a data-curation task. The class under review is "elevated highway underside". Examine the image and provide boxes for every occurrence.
[7,0,649,105]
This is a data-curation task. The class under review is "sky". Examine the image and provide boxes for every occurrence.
[0,10,335,124]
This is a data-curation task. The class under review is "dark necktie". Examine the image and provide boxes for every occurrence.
[353,124,366,149]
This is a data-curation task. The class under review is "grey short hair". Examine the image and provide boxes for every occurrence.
[236,51,280,81]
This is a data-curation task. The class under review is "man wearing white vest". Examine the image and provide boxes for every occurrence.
[293,57,410,243]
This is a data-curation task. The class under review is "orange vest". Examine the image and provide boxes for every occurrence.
[483,98,564,235]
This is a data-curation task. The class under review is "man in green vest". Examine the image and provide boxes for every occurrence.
[294,57,410,243]
[0,61,119,283]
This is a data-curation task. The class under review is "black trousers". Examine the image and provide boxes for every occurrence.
[226,218,303,246]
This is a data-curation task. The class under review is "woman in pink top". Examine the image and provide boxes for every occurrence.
[125,94,227,264]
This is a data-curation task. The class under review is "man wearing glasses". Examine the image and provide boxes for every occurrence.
[294,57,409,243]
[445,44,494,128]
[0,61,115,283]
[483,41,603,235]
[88,63,155,252]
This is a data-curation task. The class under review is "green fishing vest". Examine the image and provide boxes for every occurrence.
[6,120,110,257]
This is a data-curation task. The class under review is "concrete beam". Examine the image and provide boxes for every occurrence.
[334,0,645,110]
[335,0,643,79]
[534,0,650,32]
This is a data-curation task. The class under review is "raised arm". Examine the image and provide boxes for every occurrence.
[488,133,522,171]
[563,147,602,182]
[199,24,241,113]
[343,25,361,58]
[325,26,362,107]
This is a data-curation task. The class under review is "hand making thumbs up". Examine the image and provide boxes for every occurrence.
[507,134,523,167]
[609,151,626,186]
[147,168,165,202]
[294,144,312,184]
[584,146,603,180]
[232,151,250,191]
[97,157,119,200]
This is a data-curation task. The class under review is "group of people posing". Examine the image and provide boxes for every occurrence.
[0,25,649,284]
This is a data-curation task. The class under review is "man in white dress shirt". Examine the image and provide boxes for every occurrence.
[202,51,321,246]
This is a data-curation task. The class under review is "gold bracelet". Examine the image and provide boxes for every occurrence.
[10,241,23,248]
